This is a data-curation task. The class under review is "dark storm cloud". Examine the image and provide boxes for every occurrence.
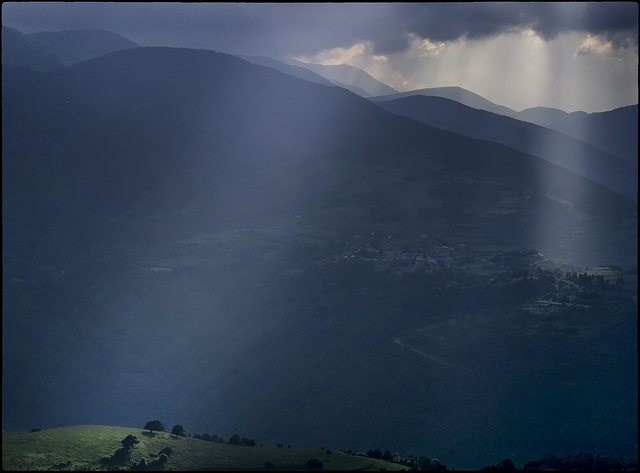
[2,2,638,57]
[394,2,638,51]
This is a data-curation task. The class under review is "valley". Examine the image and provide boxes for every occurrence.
[2,37,637,470]
[3,203,636,468]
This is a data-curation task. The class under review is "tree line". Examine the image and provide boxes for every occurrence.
[143,420,256,446]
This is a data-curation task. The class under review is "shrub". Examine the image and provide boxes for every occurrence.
[29,427,41,433]
[150,452,169,467]
[121,434,139,450]
[112,447,130,463]
[158,446,173,457]
[482,458,517,470]
[132,457,147,471]
[228,433,241,445]
[306,458,324,470]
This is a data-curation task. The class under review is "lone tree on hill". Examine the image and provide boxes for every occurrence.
[144,420,165,433]
[171,425,186,437]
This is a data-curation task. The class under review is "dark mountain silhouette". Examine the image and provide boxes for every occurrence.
[2,46,637,470]
[375,95,637,200]
[2,47,430,219]
[283,58,398,97]
[1,26,62,71]
[371,86,519,118]
[25,29,140,67]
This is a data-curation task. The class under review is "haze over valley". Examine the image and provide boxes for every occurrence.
[2,4,637,470]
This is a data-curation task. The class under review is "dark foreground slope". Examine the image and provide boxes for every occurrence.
[2,47,637,469]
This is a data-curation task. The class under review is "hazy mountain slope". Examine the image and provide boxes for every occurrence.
[371,86,519,118]
[516,106,587,128]
[25,29,140,67]
[376,95,637,200]
[1,47,434,217]
[543,105,638,167]
[2,46,637,470]
[326,78,372,97]
[238,55,336,87]
[1,26,62,71]
[3,46,634,263]
[284,58,398,97]
[372,87,637,170]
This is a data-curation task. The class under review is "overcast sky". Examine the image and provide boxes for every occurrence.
[2,2,638,112]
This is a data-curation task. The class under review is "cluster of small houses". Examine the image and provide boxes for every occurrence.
[334,234,463,274]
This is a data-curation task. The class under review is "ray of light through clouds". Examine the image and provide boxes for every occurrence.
[293,3,638,112]
[0,1,638,452]
[2,2,636,263]
[2,2,637,112]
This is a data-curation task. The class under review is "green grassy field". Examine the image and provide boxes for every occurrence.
[2,425,409,471]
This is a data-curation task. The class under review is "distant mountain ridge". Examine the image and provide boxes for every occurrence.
[238,55,336,88]
[1,26,139,70]
[516,106,588,126]
[376,95,637,200]
[538,105,638,167]
[372,86,638,167]
[371,86,520,118]
[1,26,62,71]
[26,29,140,67]
[282,58,398,97]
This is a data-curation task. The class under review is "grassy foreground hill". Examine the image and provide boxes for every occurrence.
[2,425,409,471]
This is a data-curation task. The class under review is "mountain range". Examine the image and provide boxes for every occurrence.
[2,27,637,470]
[371,87,638,168]
[1,26,140,70]
[375,95,637,199]
[282,58,399,97]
